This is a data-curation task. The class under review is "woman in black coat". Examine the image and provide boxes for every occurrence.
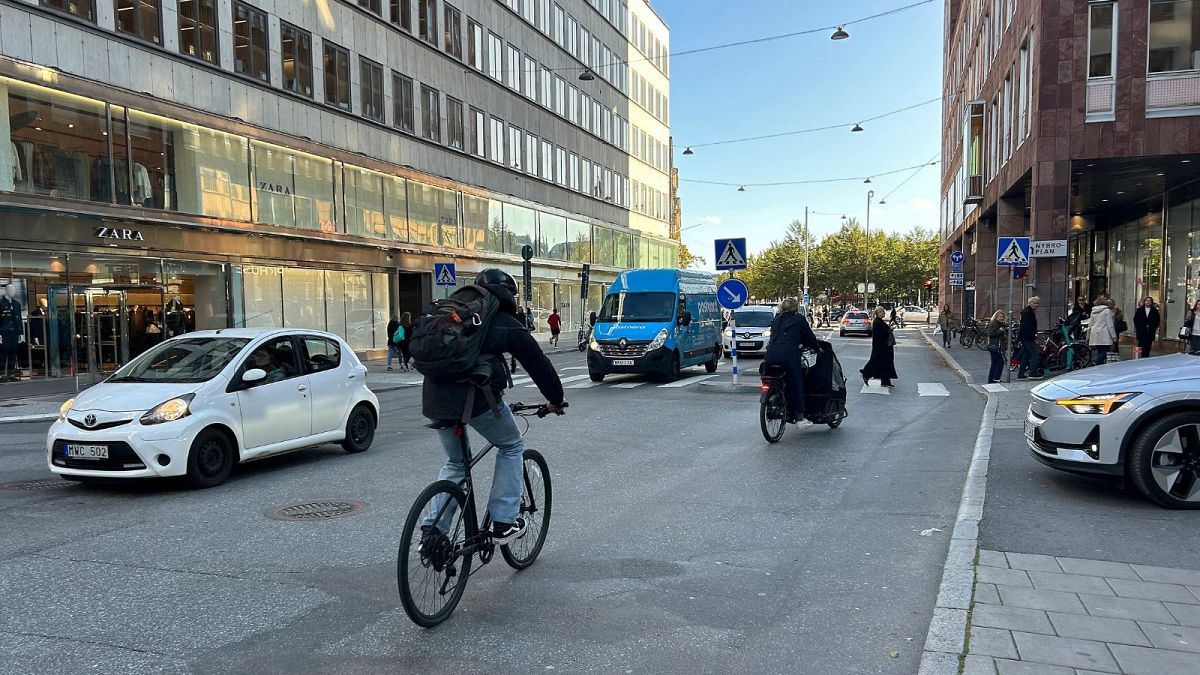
[1132,296,1160,358]
[861,307,898,387]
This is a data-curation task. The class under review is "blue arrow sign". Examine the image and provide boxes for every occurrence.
[996,237,1031,268]
[434,262,457,286]
[714,238,748,270]
[718,278,748,310]
[950,250,964,265]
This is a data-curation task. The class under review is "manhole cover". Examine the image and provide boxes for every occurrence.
[1,478,77,491]
[267,500,367,522]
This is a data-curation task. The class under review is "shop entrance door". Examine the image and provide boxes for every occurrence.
[47,285,164,385]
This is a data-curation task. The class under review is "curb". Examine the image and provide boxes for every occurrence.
[696,381,760,394]
[920,329,974,383]
[918,334,997,674]
[0,413,58,425]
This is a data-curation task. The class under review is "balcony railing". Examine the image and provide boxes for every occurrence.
[1147,71,1200,114]
[1086,77,1115,122]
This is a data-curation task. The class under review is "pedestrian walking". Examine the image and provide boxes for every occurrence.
[1066,297,1088,341]
[1108,299,1126,358]
[1187,301,1200,353]
[861,307,898,387]
[985,310,1007,384]
[588,310,597,328]
[1088,297,1116,365]
[1017,296,1043,379]
[898,306,906,328]
[525,307,535,333]
[398,312,414,370]
[1133,296,1160,358]
[888,305,898,328]
[938,304,956,348]
[548,308,561,347]
[386,314,401,371]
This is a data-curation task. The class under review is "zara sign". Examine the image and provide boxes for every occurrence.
[94,226,145,241]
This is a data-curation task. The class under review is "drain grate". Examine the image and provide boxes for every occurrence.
[267,500,368,522]
[1,478,77,491]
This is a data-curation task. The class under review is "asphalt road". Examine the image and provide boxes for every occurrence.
[0,330,983,673]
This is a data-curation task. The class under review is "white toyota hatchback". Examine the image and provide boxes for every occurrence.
[47,328,379,488]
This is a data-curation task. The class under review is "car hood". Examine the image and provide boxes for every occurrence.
[72,381,205,413]
[1034,354,1200,397]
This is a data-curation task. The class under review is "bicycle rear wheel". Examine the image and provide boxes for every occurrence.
[502,449,553,570]
[398,480,473,627]
[760,394,786,443]
[959,328,975,348]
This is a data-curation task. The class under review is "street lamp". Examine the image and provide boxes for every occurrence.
[866,189,875,309]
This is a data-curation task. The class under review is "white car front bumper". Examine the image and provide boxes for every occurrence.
[47,411,204,479]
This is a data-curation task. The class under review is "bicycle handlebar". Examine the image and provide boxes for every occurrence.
[510,401,569,418]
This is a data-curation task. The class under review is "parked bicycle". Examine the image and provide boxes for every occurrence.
[958,316,982,348]
[397,401,566,627]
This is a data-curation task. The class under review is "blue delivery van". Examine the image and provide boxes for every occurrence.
[586,269,723,381]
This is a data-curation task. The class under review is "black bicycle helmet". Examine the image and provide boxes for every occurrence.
[475,268,517,296]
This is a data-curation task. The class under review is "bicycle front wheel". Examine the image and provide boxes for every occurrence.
[502,449,553,570]
[398,480,474,627]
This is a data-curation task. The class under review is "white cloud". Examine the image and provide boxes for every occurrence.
[698,215,722,225]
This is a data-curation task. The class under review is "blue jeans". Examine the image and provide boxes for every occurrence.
[424,404,526,529]
[1018,339,1040,377]
[387,344,398,367]
[1094,345,1109,365]
[987,344,1005,383]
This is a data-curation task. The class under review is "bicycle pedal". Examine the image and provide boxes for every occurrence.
[446,565,457,578]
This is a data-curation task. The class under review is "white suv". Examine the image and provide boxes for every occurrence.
[47,328,379,488]
[1025,353,1200,508]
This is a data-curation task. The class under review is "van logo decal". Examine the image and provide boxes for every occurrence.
[619,338,628,347]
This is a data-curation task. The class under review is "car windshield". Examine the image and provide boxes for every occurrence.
[108,337,251,383]
[734,309,775,327]
[599,292,676,323]
[848,312,868,320]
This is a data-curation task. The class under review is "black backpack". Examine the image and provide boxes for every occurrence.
[410,285,504,384]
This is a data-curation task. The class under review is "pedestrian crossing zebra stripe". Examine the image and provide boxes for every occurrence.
[526,374,591,387]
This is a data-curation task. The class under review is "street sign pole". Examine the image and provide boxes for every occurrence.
[1006,269,1014,383]
[730,270,738,386]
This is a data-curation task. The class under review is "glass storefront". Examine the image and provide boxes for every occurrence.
[239,264,390,351]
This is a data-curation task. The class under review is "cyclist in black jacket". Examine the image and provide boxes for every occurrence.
[763,298,821,423]
[421,269,565,543]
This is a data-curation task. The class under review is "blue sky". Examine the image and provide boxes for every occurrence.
[654,0,945,268]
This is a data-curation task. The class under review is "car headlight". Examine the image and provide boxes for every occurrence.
[589,339,600,351]
[58,398,75,422]
[1055,392,1139,415]
[648,328,670,351]
[726,329,734,338]
[140,393,196,425]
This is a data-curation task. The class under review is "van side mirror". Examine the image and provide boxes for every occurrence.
[242,368,267,384]
[679,310,693,327]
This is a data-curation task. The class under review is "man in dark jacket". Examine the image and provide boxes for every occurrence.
[764,298,821,423]
[1017,296,1042,379]
[421,269,565,543]
[1133,296,1161,358]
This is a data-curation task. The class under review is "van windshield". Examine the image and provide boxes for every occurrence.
[599,292,677,323]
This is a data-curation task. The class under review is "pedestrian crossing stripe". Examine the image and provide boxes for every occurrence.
[917,382,950,397]
[861,383,891,395]
[717,240,747,267]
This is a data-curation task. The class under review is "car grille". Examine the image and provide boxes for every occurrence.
[51,440,146,471]
[68,417,132,431]
[599,340,649,358]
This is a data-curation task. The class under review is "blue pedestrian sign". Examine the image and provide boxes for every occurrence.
[714,238,748,271]
[434,262,456,286]
[996,237,1031,267]
[717,278,748,310]
[950,250,964,272]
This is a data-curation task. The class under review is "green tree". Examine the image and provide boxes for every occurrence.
[678,244,706,269]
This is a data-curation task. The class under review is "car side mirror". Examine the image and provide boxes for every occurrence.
[242,368,267,384]
[679,310,693,327]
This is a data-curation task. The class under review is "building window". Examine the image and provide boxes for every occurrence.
[323,42,351,110]
[567,15,578,55]
[569,153,579,191]
[178,0,217,63]
[43,0,96,22]
[468,20,484,70]
[539,64,552,107]
[358,0,381,15]
[554,76,566,117]
[555,146,567,186]
[393,72,415,132]
[469,107,485,157]
[281,22,313,98]
[540,139,553,181]
[553,3,564,45]
[489,116,505,163]
[508,125,522,169]
[506,44,521,91]
[487,33,503,81]
[233,2,269,82]
[1088,2,1116,77]
[419,0,438,46]
[525,132,538,176]
[116,0,161,44]
[538,0,550,34]
[522,55,537,99]
[421,85,441,141]
[447,97,465,150]
[360,58,384,121]
[390,0,411,31]
[1149,0,1198,73]
[444,4,463,59]
[581,159,591,195]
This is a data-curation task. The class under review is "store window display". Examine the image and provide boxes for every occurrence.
[0,282,24,381]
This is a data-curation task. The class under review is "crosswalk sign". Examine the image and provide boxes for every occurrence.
[434,262,456,286]
[714,238,748,270]
[996,237,1030,267]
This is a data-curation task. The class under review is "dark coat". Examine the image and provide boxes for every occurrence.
[764,311,820,359]
[421,284,564,421]
[1019,306,1038,341]
[862,317,898,380]
[386,319,400,343]
[1133,306,1161,341]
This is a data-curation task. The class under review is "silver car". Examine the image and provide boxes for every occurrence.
[723,306,776,357]
[840,310,872,337]
[1025,354,1200,509]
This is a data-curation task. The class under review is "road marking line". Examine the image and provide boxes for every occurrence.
[511,377,533,385]
[861,383,891,395]
[560,366,589,371]
[526,374,590,387]
[981,383,1008,392]
[611,381,646,389]
[918,382,950,397]
[658,374,719,388]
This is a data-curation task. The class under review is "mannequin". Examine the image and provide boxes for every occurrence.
[165,294,186,337]
[0,284,24,381]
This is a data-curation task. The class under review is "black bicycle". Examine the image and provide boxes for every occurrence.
[759,349,846,442]
[397,402,565,627]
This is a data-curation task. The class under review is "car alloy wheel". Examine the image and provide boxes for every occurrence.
[1149,423,1200,503]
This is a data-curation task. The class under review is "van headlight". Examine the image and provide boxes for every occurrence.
[1055,393,1139,415]
[58,398,75,422]
[140,393,195,425]
[589,339,600,351]
[762,329,772,338]
[648,328,670,351]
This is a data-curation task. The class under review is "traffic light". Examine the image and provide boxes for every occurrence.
[923,278,933,289]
